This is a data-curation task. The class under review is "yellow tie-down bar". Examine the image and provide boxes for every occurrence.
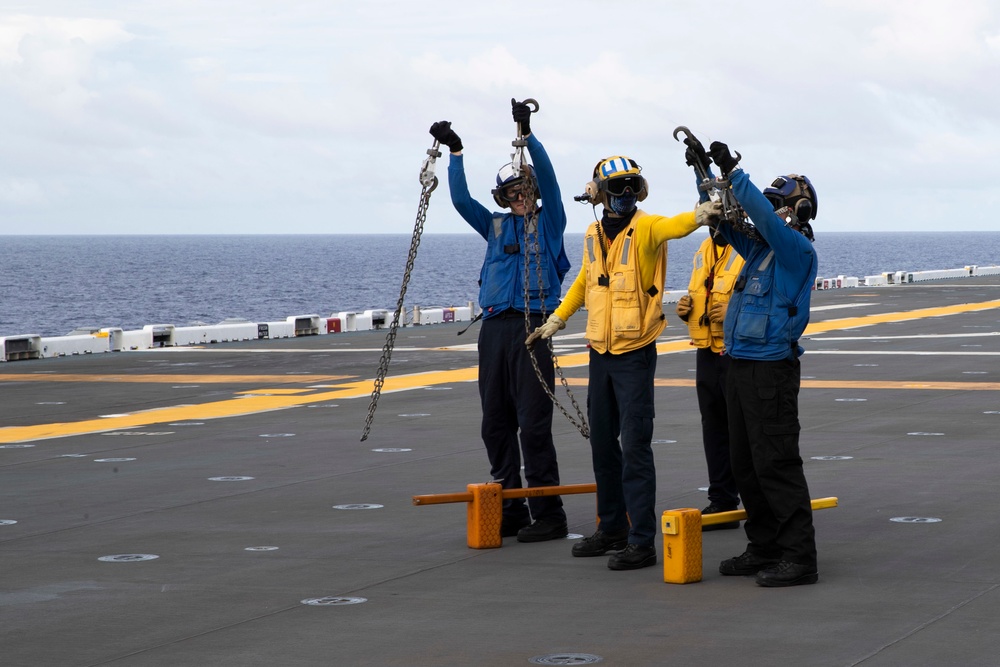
[661,497,838,584]
[413,482,597,549]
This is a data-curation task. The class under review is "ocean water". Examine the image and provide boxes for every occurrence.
[2,232,999,338]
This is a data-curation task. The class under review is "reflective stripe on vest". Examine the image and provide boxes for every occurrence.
[620,236,631,265]
[492,213,537,239]
[758,250,775,272]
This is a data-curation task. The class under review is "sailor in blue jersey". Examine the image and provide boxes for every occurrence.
[428,100,571,543]
[697,139,821,587]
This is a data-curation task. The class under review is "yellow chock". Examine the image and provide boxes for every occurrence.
[413,482,597,549]
[466,483,503,549]
[662,497,839,584]
[661,508,704,584]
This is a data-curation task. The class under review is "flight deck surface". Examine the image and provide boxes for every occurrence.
[3,277,1000,666]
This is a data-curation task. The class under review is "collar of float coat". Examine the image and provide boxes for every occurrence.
[600,208,637,243]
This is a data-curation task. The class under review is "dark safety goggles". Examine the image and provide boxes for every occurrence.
[601,175,643,197]
[500,183,527,202]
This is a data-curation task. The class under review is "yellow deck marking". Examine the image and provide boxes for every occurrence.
[4,298,1000,443]
[237,388,314,395]
[0,370,478,443]
[572,379,1000,391]
[799,380,1000,391]
[0,374,353,384]
[803,299,1000,335]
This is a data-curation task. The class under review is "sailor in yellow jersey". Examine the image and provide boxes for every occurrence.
[527,155,721,571]
[676,233,745,529]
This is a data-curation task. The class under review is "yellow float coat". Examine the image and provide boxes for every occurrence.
[685,236,745,353]
[556,209,698,354]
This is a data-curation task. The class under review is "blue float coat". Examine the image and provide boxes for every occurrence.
[447,134,569,318]
[717,168,818,360]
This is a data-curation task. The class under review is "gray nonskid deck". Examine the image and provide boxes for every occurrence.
[2,277,1000,666]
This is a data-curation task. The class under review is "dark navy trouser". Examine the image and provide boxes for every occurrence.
[478,312,564,524]
[587,342,657,547]
[695,347,739,508]
[726,356,817,566]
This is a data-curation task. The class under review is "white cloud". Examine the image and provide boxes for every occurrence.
[0,1,998,233]
[0,15,133,118]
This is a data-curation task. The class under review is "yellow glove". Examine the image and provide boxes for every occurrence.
[695,200,723,227]
[709,301,728,325]
[675,295,693,321]
[525,314,565,347]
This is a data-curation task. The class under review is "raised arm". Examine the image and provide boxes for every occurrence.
[729,168,814,275]
[526,133,566,238]
[430,120,492,239]
[447,153,493,240]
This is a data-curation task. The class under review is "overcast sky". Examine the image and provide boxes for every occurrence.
[1,1,998,235]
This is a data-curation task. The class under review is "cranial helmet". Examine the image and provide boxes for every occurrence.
[591,156,648,208]
[763,174,817,241]
[763,174,817,222]
[492,163,537,208]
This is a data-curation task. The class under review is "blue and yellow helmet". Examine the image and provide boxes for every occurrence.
[591,155,648,203]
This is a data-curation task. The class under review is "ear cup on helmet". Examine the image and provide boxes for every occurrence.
[492,190,509,209]
[800,175,817,219]
[794,198,813,223]
[637,177,648,202]
[586,180,605,207]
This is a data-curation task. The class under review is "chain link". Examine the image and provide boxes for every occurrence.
[360,145,439,442]
[519,161,590,439]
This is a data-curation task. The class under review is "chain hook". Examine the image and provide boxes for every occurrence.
[673,125,759,242]
[510,98,539,179]
[419,140,442,192]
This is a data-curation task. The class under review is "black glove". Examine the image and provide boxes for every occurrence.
[708,141,740,175]
[684,136,711,172]
[429,121,463,153]
[511,98,532,135]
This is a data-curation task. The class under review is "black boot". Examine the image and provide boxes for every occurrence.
[571,529,629,557]
[719,551,781,576]
[755,561,819,587]
[516,517,568,543]
[607,544,656,570]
